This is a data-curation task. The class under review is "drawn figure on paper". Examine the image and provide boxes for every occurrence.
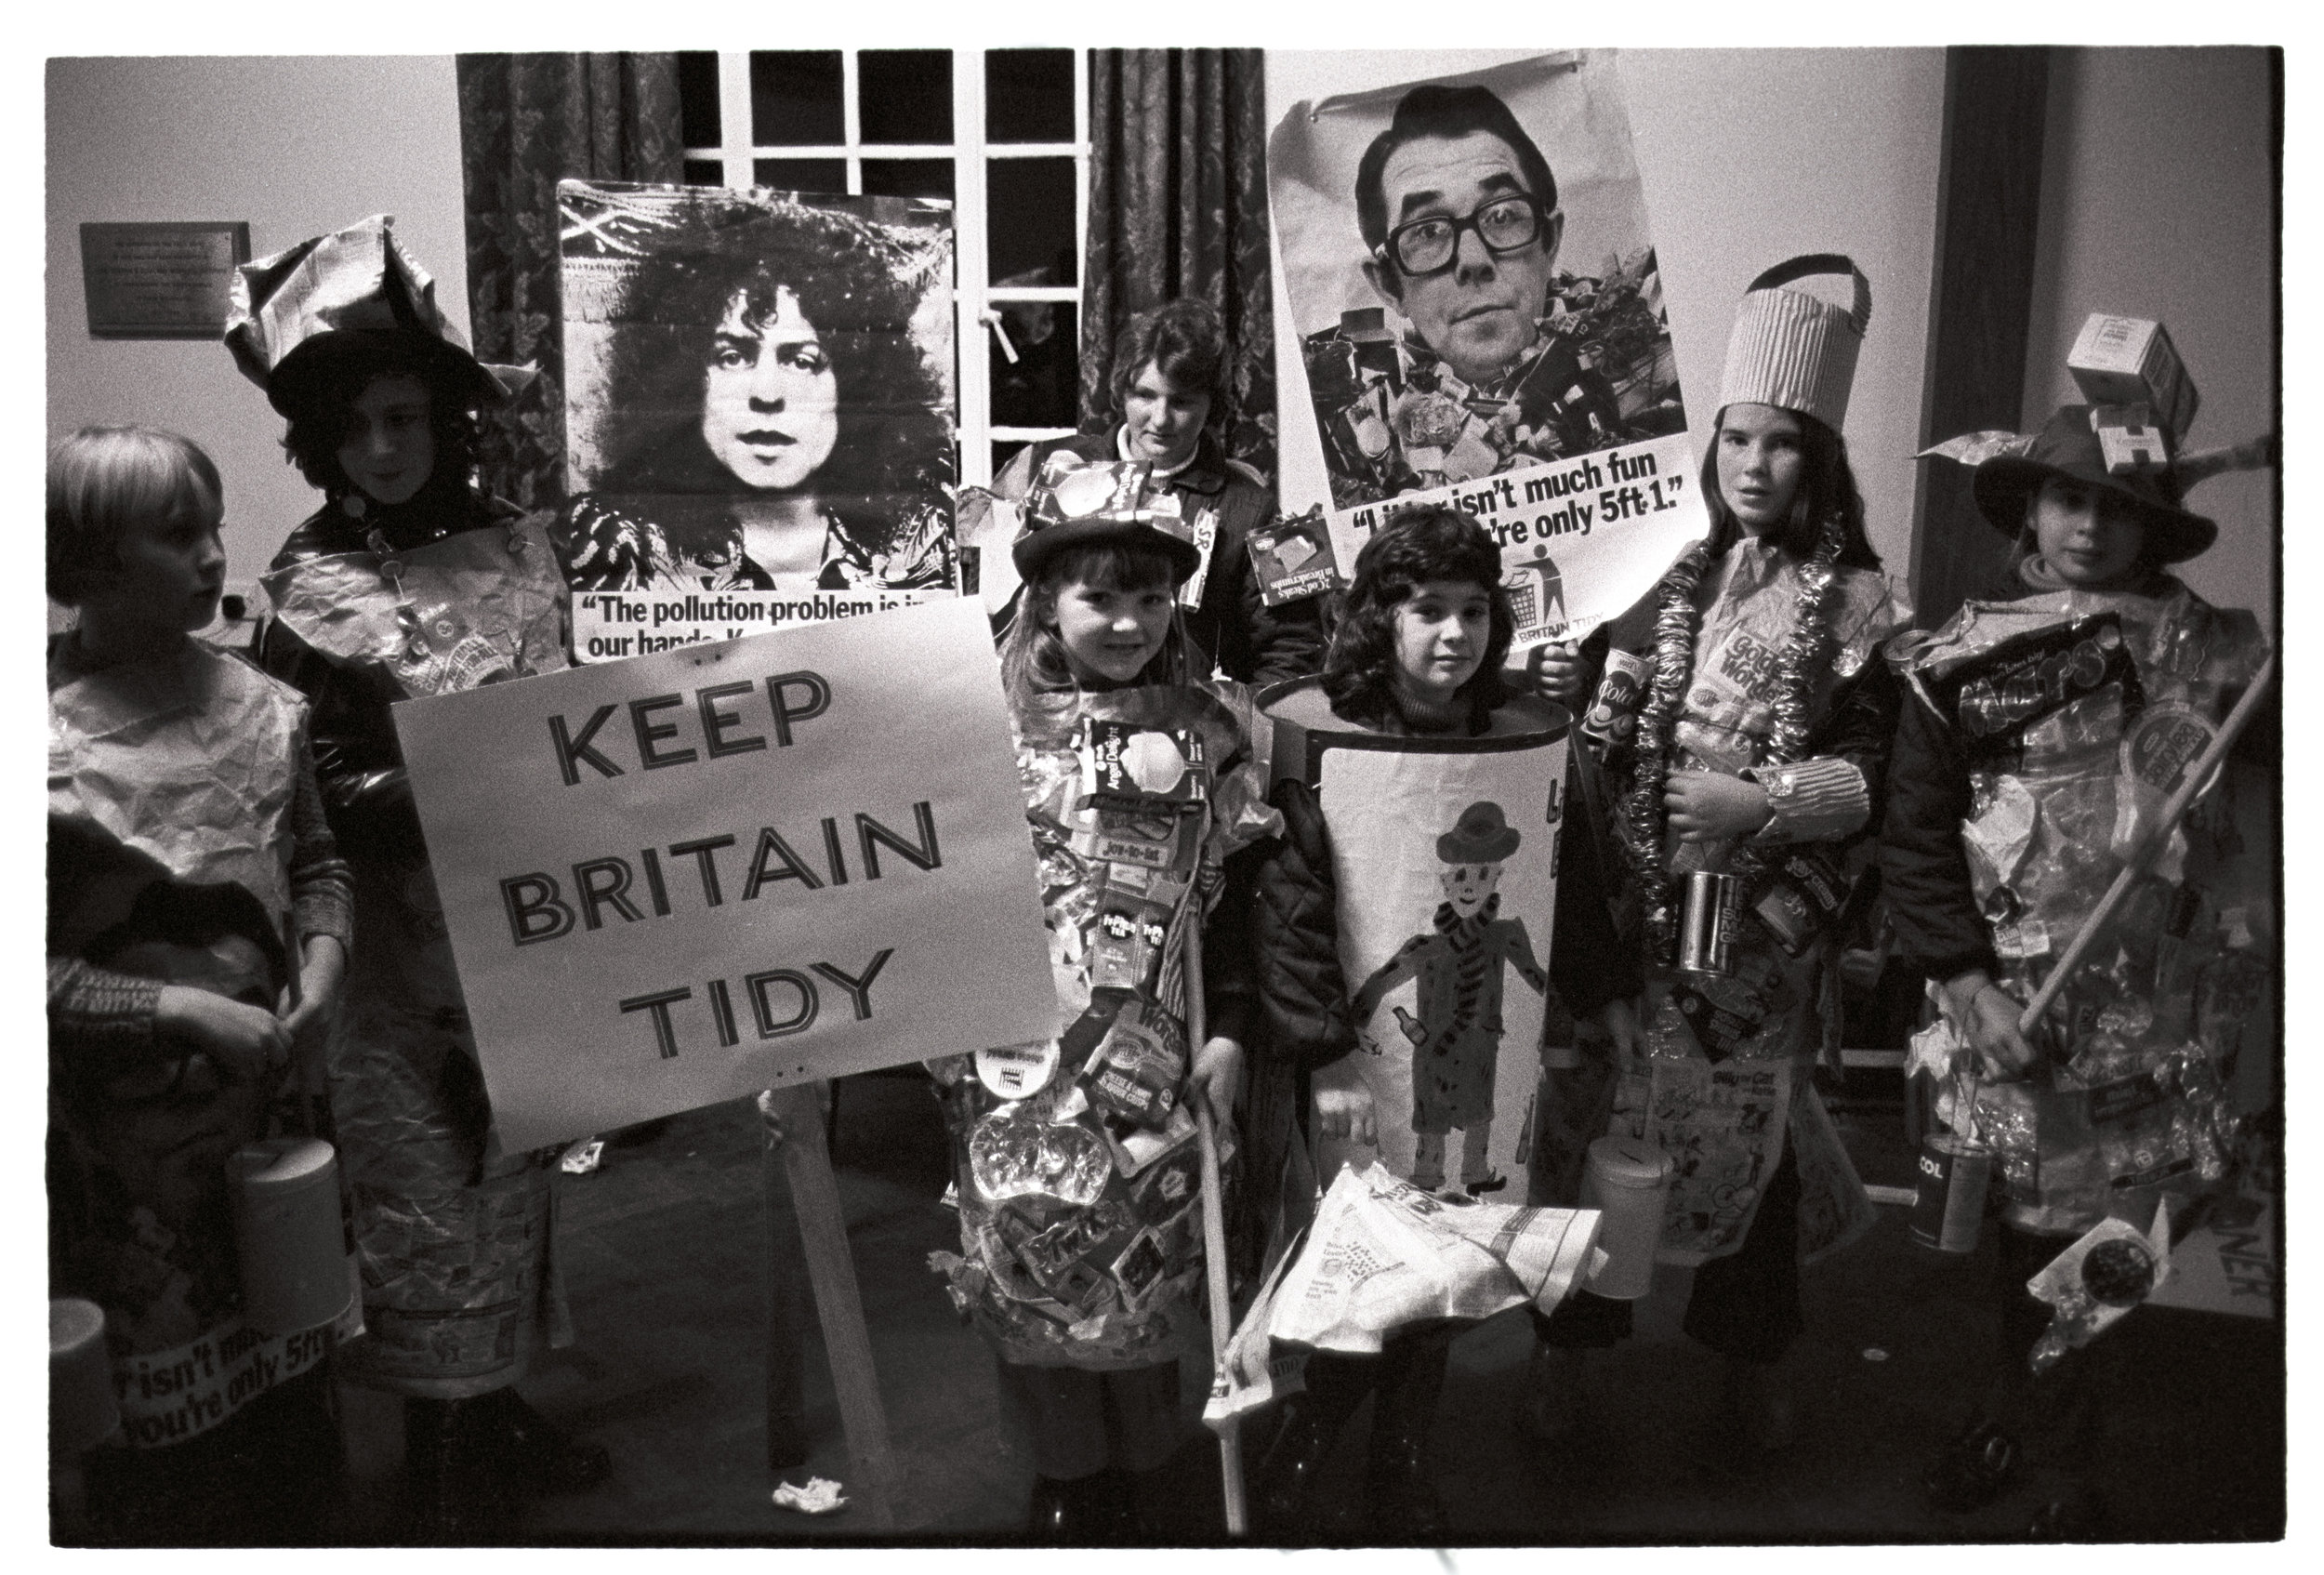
[1352,800,1549,1194]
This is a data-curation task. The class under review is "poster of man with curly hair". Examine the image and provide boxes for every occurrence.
[554,180,957,662]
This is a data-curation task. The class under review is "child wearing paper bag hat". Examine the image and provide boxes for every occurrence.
[230,215,605,1538]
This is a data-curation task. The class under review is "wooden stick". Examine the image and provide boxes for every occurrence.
[2017,652,2277,1035]
[767,1079,899,1531]
[761,1114,811,1472]
[1183,887,1250,1537]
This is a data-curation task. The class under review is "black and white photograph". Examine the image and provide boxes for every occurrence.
[33,21,2290,1556]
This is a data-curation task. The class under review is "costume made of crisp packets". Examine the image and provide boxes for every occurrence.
[1607,536,1907,1264]
[928,680,1278,1370]
[260,497,574,1397]
[1886,576,2271,1237]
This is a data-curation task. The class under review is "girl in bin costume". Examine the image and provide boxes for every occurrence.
[924,457,1278,1539]
[1526,258,1908,1450]
[1247,506,1638,1539]
[1883,396,2272,1529]
[227,217,608,1532]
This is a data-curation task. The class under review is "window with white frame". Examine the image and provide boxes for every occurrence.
[678,48,1089,489]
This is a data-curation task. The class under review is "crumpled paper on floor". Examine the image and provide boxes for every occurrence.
[772,1476,849,1515]
[1265,1162,1601,1355]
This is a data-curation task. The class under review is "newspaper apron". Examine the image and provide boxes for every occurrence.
[263,513,573,1396]
[1262,680,1568,1199]
[929,682,1278,1370]
[47,641,337,1438]
[1903,580,2270,1237]
[1609,541,1902,1265]
[48,641,305,950]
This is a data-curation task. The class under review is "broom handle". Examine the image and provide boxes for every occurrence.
[1184,841,1249,1537]
[2016,652,2276,1035]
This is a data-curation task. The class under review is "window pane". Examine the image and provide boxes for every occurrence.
[986,50,1075,143]
[861,158,954,203]
[987,158,1077,286]
[754,158,848,195]
[681,159,725,188]
[991,301,1079,430]
[750,51,843,146]
[860,50,951,144]
[678,52,721,147]
[993,439,1033,479]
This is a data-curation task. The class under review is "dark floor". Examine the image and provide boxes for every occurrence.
[326,1072,2283,1545]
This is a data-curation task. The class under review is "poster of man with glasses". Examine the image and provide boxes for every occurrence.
[1269,53,1702,644]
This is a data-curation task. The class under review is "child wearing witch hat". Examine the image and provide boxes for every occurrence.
[1882,339,2275,1533]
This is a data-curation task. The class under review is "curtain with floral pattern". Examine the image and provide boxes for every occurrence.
[1081,50,1276,479]
[456,54,685,510]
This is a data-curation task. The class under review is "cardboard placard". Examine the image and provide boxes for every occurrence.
[395,599,1057,1150]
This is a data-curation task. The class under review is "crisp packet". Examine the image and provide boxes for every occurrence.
[1079,996,1189,1130]
[1089,888,1174,993]
[968,1105,1113,1208]
[1078,717,1208,807]
[1027,450,1151,527]
[1080,803,1201,877]
[771,1476,848,1515]
[2026,1200,2172,1373]
[1246,506,1340,606]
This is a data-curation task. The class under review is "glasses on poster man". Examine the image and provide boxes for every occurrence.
[1380,195,1549,278]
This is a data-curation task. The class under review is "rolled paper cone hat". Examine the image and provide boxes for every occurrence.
[225,214,529,416]
[1716,254,1871,431]
[1972,404,2218,563]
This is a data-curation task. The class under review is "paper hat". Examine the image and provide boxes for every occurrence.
[1011,451,1201,582]
[1716,254,1871,432]
[1436,801,1520,864]
[1970,404,2217,564]
[225,215,524,417]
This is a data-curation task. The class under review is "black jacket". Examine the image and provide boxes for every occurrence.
[1005,429,1327,690]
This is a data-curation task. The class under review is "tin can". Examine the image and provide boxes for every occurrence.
[1909,1132,1993,1253]
[1581,648,1654,749]
[1676,870,1743,974]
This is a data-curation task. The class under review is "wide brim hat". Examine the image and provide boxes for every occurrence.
[1010,452,1201,583]
[1972,404,2216,564]
[1717,254,1870,433]
[225,215,525,417]
[1436,801,1521,864]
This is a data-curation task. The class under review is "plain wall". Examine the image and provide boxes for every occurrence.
[1264,48,1946,599]
[2019,46,2278,634]
[46,55,469,604]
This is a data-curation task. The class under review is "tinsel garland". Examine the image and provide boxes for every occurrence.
[1622,514,1846,963]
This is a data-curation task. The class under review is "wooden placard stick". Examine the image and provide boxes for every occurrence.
[2017,651,2277,1036]
[765,1079,900,1530]
[1182,884,1250,1537]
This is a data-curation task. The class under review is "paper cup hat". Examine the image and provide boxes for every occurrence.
[225,215,522,417]
[1973,404,2217,563]
[1716,254,1872,432]
[1011,451,1202,582]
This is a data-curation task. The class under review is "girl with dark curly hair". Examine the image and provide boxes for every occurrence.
[556,195,956,599]
[1246,504,1635,1538]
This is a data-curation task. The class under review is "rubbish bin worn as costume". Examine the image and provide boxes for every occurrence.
[231,215,575,1397]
